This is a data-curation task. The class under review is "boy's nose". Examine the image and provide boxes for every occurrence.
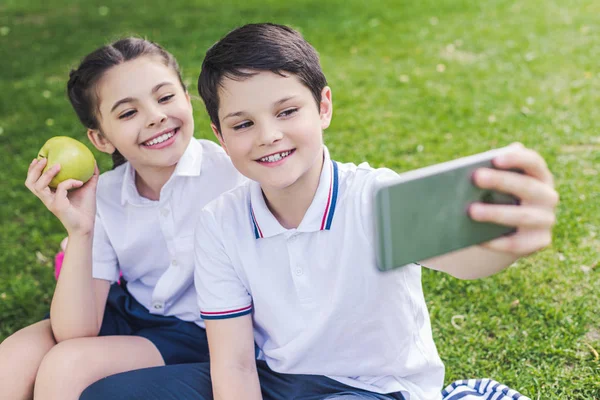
[258,125,283,146]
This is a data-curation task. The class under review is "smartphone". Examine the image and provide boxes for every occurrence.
[373,147,520,272]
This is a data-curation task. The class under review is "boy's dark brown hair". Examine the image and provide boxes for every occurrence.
[198,23,328,133]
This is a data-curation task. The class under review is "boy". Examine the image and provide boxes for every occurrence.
[80,23,557,400]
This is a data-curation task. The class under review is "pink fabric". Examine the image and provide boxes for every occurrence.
[54,251,65,280]
[54,250,121,283]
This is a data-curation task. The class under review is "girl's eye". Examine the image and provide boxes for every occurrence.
[119,110,136,119]
[233,121,253,131]
[278,108,298,118]
[159,94,175,103]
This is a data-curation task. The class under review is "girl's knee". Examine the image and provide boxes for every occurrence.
[0,324,55,368]
[37,339,88,381]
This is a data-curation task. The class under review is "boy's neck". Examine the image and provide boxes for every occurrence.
[134,164,177,201]
[261,150,325,230]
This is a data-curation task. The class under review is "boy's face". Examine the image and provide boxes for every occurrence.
[213,71,332,193]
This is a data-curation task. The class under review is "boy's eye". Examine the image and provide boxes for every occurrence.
[233,121,253,131]
[159,94,175,103]
[278,108,298,118]
[118,110,136,119]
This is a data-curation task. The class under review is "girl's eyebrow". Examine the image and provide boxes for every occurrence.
[110,82,175,113]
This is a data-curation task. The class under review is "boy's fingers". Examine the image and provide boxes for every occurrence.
[469,203,556,228]
[473,168,559,208]
[482,229,553,255]
[493,146,555,187]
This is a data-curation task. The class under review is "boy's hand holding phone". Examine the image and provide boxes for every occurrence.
[374,142,559,274]
[469,142,559,257]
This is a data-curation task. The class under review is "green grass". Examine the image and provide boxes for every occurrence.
[1,0,598,398]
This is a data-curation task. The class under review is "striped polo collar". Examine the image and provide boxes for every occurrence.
[120,138,203,205]
[249,146,340,239]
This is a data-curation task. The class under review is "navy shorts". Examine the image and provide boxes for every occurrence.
[46,283,209,365]
[81,360,406,400]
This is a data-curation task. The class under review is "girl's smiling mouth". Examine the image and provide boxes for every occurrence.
[142,127,179,148]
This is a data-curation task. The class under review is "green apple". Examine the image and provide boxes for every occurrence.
[37,136,96,189]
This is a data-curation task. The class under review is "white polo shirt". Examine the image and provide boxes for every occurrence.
[92,138,245,327]
[194,147,444,400]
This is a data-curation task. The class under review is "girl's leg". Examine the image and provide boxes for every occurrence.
[0,320,56,400]
[33,335,164,400]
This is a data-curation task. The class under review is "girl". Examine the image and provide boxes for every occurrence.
[0,37,244,400]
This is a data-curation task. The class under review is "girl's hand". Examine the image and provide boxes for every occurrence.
[469,143,559,256]
[25,158,100,236]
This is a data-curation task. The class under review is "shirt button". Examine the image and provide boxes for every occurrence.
[153,303,163,310]
[161,208,169,216]
[172,260,178,266]
[295,268,303,276]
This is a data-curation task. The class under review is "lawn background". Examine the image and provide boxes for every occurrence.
[0,0,598,398]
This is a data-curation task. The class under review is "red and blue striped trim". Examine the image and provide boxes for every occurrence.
[320,161,339,231]
[200,304,253,320]
[250,204,264,239]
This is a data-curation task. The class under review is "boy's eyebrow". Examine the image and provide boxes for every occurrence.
[110,82,174,113]
[222,96,297,121]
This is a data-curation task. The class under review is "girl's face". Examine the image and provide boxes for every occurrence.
[91,56,194,173]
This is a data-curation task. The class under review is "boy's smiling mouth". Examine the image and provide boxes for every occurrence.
[142,127,179,147]
[256,149,295,164]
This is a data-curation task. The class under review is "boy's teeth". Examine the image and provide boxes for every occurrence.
[260,151,291,163]
[144,130,175,146]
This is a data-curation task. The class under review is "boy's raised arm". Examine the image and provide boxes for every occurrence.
[205,316,261,400]
[422,143,559,279]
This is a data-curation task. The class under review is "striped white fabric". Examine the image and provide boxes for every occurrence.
[442,379,531,400]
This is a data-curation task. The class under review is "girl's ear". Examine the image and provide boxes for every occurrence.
[211,123,228,155]
[319,86,333,130]
[87,129,116,155]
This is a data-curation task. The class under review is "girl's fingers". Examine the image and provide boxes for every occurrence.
[469,203,556,229]
[473,168,559,208]
[54,179,84,204]
[33,163,61,193]
[25,158,47,189]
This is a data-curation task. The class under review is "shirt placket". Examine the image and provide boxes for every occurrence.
[286,233,313,305]
[149,193,176,314]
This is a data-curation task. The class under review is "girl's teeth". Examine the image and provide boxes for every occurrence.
[144,130,175,146]
[260,151,291,163]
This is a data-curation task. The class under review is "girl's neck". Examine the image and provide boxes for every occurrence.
[134,163,177,201]
[262,151,324,230]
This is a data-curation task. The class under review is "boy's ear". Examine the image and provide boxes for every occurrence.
[211,123,228,155]
[319,86,333,130]
[87,128,116,155]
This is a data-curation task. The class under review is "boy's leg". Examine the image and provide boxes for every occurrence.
[255,361,405,400]
[80,362,213,400]
[34,335,164,400]
[0,319,56,400]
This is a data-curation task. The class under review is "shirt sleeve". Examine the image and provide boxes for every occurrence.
[194,208,252,320]
[91,212,120,283]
